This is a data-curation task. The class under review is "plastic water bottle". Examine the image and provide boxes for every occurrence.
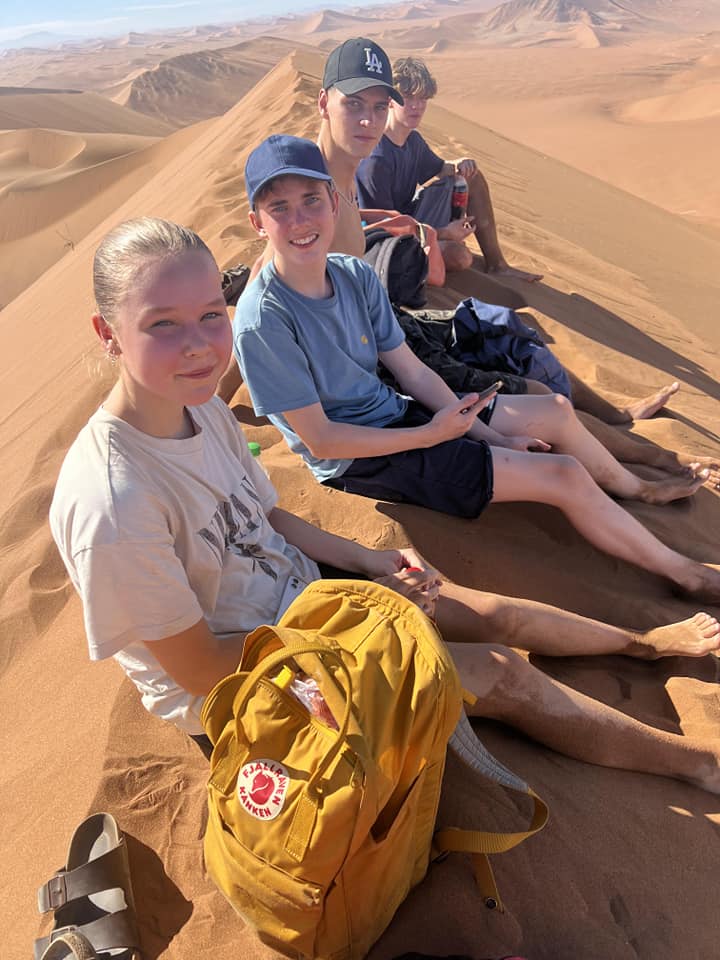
[247,440,269,477]
[451,174,468,221]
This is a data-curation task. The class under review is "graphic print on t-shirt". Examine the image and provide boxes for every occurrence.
[198,479,278,580]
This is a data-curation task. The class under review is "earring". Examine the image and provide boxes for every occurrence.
[106,341,118,364]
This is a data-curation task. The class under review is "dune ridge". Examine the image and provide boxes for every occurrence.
[112,36,311,127]
[2,13,720,960]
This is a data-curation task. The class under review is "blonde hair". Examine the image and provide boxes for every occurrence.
[392,57,437,100]
[93,217,214,325]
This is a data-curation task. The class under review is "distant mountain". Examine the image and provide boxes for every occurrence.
[114,36,312,128]
[300,9,374,33]
[481,0,648,30]
[0,31,83,51]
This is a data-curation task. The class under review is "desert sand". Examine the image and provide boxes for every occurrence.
[2,1,720,958]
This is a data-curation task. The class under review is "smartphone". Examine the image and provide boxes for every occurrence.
[460,380,503,414]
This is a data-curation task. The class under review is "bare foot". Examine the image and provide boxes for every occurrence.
[625,382,679,420]
[487,262,543,283]
[649,451,720,479]
[673,455,720,484]
[688,461,720,488]
[677,563,720,604]
[633,612,720,659]
[638,469,709,505]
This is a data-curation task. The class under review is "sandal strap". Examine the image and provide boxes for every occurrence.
[37,842,130,912]
[37,929,98,960]
[34,909,140,960]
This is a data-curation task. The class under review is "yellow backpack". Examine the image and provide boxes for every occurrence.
[201,580,547,960]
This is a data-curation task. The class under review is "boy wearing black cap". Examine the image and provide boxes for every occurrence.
[317,37,403,260]
[234,134,711,562]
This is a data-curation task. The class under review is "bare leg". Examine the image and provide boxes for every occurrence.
[438,239,473,273]
[492,393,707,504]
[568,370,679,425]
[489,447,720,601]
[449,642,720,793]
[434,582,720,659]
[530,390,719,482]
[465,169,543,282]
[576,411,680,469]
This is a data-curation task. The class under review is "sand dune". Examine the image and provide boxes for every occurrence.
[479,0,644,32]
[300,9,375,33]
[0,122,209,307]
[111,37,311,128]
[426,34,720,225]
[0,88,173,135]
[621,81,720,123]
[3,37,720,959]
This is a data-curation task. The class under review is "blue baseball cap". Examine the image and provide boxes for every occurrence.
[245,135,332,208]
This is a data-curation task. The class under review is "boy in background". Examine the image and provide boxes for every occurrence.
[356,56,542,282]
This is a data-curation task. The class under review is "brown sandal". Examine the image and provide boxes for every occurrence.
[35,813,141,960]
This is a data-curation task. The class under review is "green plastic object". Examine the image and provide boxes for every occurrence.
[248,442,262,457]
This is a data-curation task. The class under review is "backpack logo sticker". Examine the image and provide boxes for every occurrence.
[364,48,384,75]
[237,760,289,820]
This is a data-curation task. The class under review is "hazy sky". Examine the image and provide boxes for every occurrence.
[0,0,349,46]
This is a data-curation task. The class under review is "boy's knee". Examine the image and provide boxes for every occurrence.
[475,643,529,700]
[549,392,573,415]
[524,379,553,396]
[443,241,473,273]
[550,453,588,487]
[453,641,525,698]
[468,169,489,193]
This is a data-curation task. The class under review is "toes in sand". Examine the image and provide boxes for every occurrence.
[627,381,680,420]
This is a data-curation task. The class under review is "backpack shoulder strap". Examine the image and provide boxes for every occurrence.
[434,710,550,912]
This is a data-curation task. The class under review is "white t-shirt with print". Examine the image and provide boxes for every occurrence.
[50,395,320,733]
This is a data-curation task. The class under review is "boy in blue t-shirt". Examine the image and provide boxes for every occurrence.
[233,134,720,601]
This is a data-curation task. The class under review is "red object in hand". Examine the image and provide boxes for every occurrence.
[404,566,424,573]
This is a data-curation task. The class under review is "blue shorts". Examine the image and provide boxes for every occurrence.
[411,176,454,229]
[322,401,494,519]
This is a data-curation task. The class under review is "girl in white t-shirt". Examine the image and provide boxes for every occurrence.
[50,217,720,791]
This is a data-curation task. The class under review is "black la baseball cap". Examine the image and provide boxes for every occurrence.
[322,38,403,104]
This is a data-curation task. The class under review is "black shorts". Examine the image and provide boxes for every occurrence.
[323,401,494,519]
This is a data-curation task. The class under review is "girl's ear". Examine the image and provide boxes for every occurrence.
[93,313,120,358]
[249,209,266,237]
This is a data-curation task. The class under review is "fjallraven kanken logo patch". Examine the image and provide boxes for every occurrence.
[237,760,289,820]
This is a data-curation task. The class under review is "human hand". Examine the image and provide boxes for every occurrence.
[360,546,438,578]
[373,563,442,618]
[427,393,493,444]
[502,435,552,453]
[455,158,478,180]
[439,216,475,243]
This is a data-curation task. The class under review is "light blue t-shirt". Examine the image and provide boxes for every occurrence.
[233,254,407,481]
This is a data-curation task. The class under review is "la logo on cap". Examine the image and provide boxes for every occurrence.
[364,47,384,75]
